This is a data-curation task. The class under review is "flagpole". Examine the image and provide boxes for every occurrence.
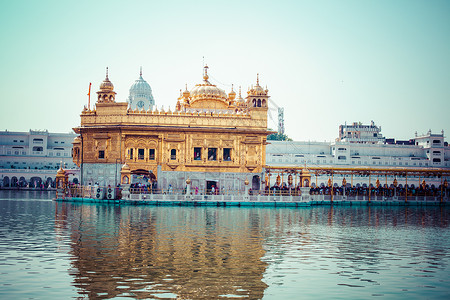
[87,82,92,110]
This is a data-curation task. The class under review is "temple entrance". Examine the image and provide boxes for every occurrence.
[207,180,218,195]
[131,169,156,184]
[252,175,260,192]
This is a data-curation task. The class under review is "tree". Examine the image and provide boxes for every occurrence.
[267,131,292,141]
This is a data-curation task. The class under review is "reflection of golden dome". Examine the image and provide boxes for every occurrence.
[244,178,249,185]
[186,178,191,185]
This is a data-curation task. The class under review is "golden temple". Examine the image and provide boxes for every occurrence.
[72,66,272,191]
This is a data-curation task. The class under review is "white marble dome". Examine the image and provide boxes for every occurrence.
[127,69,155,111]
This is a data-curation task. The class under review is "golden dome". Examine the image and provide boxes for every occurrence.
[189,65,228,103]
[190,83,228,101]
[228,84,236,101]
[100,68,114,91]
[100,77,114,91]
[57,162,66,175]
[183,84,190,98]
[235,86,245,103]
[248,73,268,96]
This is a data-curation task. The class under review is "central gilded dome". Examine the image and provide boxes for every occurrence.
[189,65,228,103]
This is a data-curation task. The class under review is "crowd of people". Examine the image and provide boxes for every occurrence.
[257,182,449,198]
[309,184,448,197]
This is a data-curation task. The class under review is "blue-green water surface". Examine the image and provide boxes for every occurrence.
[0,190,449,299]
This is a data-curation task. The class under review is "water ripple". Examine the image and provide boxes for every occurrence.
[1,194,450,299]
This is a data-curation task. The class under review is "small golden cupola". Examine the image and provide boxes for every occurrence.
[228,84,236,106]
[235,86,246,109]
[97,67,116,103]
[247,73,269,108]
[183,84,190,103]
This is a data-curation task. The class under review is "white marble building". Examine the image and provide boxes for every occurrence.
[266,124,449,187]
[0,130,79,187]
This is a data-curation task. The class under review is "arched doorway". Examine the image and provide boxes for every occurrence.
[46,177,54,188]
[19,177,27,187]
[2,176,10,187]
[11,176,18,187]
[252,175,260,192]
[130,169,156,185]
[30,177,42,188]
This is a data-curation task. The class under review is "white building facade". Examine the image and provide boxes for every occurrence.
[266,124,450,187]
[0,130,79,187]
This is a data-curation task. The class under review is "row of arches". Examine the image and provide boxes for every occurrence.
[251,98,266,107]
[98,94,115,102]
[1,176,79,188]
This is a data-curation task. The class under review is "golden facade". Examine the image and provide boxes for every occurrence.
[73,66,271,187]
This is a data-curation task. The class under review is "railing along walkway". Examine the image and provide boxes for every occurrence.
[58,186,449,205]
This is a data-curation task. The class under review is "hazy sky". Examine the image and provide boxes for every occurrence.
[0,0,449,142]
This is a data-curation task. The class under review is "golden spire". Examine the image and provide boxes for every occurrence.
[183,83,190,99]
[140,66,142,77]
[106,67,109,79]
[203,65,209,81]
[256,73,259,86]
[228,84,236,101]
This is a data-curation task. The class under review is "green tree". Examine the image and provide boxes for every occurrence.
[267,131,292,141]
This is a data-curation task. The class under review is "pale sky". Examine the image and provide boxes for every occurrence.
[0,0,449,142]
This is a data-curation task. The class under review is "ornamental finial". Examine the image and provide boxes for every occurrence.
[256,73,259,85]
[106,67,109,79]
[140,66,142,77]
[203,65,209,81]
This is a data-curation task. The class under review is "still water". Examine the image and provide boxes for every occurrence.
[0,191,449,299]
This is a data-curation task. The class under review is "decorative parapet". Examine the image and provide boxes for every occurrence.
[80,104,267,130]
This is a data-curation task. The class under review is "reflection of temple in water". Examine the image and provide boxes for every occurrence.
[55,203,268,299]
